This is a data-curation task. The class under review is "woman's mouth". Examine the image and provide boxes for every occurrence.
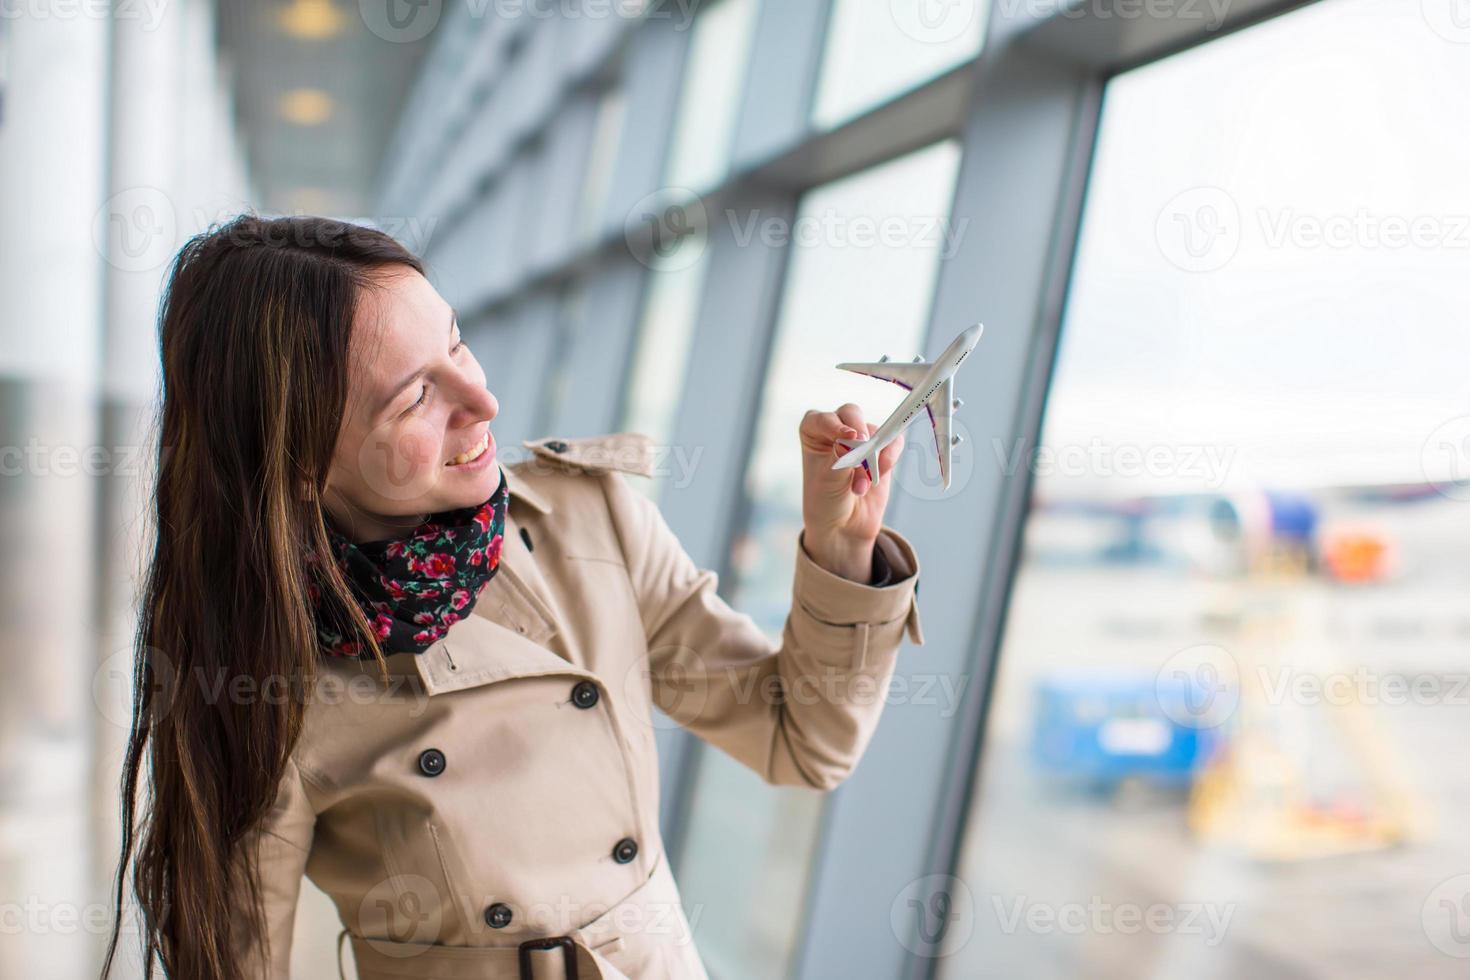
[445,430,494,468]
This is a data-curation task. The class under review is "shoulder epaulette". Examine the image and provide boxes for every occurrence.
[519,432,655,478]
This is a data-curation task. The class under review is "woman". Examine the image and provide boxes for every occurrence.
[102,214,924,980]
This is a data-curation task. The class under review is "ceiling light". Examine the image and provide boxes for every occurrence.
[278,0,347,40]
[278,88,335,126]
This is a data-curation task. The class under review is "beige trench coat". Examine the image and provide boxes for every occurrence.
[238,432,925,979]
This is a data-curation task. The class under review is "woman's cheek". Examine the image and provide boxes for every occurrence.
[354,415,445,503]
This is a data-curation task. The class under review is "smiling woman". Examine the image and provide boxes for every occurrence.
[101,213,925,980]
[322,265,502,544]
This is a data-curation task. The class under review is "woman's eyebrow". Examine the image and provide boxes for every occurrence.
[378,309,458,413]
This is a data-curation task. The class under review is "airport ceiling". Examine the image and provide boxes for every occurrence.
[216,0,433,217]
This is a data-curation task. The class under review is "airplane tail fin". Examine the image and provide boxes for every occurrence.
[832,438,879,486]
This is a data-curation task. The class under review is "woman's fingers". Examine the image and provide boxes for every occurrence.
[877,429,905,479]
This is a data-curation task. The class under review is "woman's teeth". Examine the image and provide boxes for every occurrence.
[447,433,489,466]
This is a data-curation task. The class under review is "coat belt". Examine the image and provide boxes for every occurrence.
[337,849,688,980]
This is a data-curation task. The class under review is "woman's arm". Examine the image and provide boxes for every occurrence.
[232,756,317,977]
[601,469,924,791]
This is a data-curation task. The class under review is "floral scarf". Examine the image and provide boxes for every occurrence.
[307,467,510,659]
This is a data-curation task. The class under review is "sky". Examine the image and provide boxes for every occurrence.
[1046,0,1470,496]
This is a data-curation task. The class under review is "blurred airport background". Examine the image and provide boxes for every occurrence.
[4,0,1470,977]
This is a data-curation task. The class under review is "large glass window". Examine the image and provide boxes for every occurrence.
[619,230,709,500]
[662,0,761,193]
[677,139,962,978]
[942,1,1470,976]
[576,84,627,244]
[812,0,986,130]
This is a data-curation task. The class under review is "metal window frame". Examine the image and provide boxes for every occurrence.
[787,3,1321,980]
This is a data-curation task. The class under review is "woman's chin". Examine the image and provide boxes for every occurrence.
[437,459,500,505]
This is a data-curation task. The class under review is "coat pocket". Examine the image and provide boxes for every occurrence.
[371,805,475,948]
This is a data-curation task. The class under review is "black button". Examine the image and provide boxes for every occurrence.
[572,680,599,709]
[612,837,638,864]
[544,440,568,453]
[484,902,513,929]
[519,526,534,552]
[417,748,446,777]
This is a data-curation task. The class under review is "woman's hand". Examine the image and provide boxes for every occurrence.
[799,403,905,582]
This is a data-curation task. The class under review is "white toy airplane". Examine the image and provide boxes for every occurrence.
[831,323,984,490]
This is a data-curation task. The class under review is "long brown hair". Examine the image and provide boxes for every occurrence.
[101,214,425,980]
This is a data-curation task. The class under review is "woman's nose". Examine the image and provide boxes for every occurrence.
[458,381,498,423]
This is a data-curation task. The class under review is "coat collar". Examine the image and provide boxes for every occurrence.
[501,462,552,516]
[410,609,596,696]
[358,607,594,696]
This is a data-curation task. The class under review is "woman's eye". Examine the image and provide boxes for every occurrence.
[409,385,428,412]
[451,338,465,354]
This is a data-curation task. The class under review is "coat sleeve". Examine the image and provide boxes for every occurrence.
[232,755,317,978]
[600,471,925,791]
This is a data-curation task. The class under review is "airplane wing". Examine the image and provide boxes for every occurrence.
[925,376,953,489]
[836,360,930,390]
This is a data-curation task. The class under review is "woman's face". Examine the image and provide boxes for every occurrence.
[323,266,500,542]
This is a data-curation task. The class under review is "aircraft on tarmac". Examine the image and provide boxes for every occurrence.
[831,323,984,490]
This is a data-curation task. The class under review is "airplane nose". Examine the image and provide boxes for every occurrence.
[964,322,985,346]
